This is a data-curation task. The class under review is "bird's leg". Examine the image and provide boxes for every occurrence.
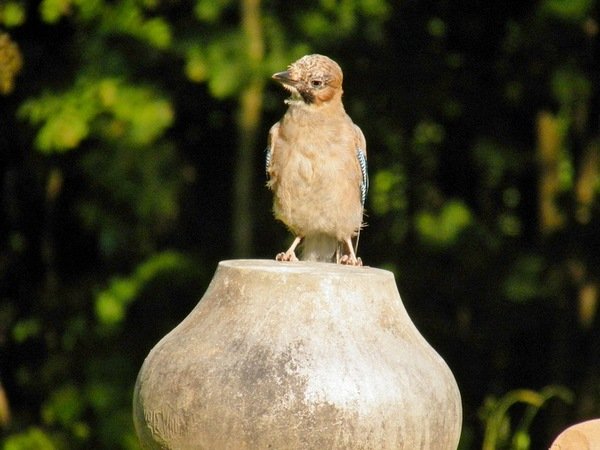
[276,236,302,262]
[339,238,363,266]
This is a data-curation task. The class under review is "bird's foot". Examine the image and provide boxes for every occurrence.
[339,255,363,266]
[276,251,299,262]
[276,236,302,262]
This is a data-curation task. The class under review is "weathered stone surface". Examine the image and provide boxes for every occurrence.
[550,419,600,449]
[133,260,462,449]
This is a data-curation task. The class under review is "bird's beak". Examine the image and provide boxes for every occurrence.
[272,71,296,85]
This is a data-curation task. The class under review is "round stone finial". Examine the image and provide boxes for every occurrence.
[133,260,462,449]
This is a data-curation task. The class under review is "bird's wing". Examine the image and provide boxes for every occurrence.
[265,122,280,182]
[354,124,368,208]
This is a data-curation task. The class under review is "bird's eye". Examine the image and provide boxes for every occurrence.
[310,80,323,88]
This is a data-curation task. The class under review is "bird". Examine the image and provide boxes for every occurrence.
[265,54,368,265]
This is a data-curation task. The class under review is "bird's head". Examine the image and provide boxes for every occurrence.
[272,54,343,106]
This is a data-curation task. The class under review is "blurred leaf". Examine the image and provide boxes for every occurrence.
[194,0,233,23]
[541,0,594,22]
[472,139,520,188]
[78,141,182,258]
[413,120,445,147]
[19,77,173,153]
[143,17,172,49]
[415,200,473,247]
[95,251,192,326]
[100,1,172,49]
[480,386,573,450]
[39,0,71,23]
[498,213,522,237]
[86,382,118,414]
[205,34,247,98]
[184,46,209,83]
[370,168,407,215]
[0,32,23,94]
[3,427,58,450]
[12,318,41,343]
[299,0,389,40]
[41,385,85,427]
[359,0,390,17]
[503,255,545,303]
[551,67,592,108]
[72,0,104,20]
[427,17,447,38]
[0,2,27,27]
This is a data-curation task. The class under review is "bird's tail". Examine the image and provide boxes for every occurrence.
[301,234,337,262]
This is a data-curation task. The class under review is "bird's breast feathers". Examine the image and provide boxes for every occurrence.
[269,118,364,238]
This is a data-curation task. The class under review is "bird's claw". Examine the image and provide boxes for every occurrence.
[339,255,363,266]
[276,251,299,262]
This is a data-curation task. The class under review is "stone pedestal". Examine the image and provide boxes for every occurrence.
[133,260,462,449]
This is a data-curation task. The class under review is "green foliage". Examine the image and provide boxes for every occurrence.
[541,0,595,22]
[2,427,57,450]
[184,33,249,99]
[370,169,407,216]
[503,255,546,303]
[11,318,41,343]
[194,0,234,23]
[101,2,172,49]
[0,2,26,27]
[480,386,574,450]
[415,201,473,248]
[298,0,390,40]
[551,67,592,108]
[0,32,23,94]
[41,385,85,430]
[96,251,193,327]
[19,78,173,153]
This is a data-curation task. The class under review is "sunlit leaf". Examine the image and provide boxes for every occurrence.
[415,200,473,247]
[39,0,71,23]
[12,318,41,343]
[36,111,90,152]
[95,251,191,326]
[96,291,126,325]
[41,385,85,427]
[20,77,173,152]
[194,0,233,23]
[3,427,58,450]
[370,169,406,215]
[360,0,390,17]
[141,17,172,49]
[0,32,23,94]
[185,47,209,83]
[0,2,27,27]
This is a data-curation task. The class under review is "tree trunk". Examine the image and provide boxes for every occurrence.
[232,0,265,257]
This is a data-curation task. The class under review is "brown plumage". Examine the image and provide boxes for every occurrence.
[266,54,368,265]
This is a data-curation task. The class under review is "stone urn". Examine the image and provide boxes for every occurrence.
[133,260,462,449]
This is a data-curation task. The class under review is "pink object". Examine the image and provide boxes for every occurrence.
[550,419,600,449]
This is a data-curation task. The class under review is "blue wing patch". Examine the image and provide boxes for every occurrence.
[265,145,272,180]
[357,149,368,207]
